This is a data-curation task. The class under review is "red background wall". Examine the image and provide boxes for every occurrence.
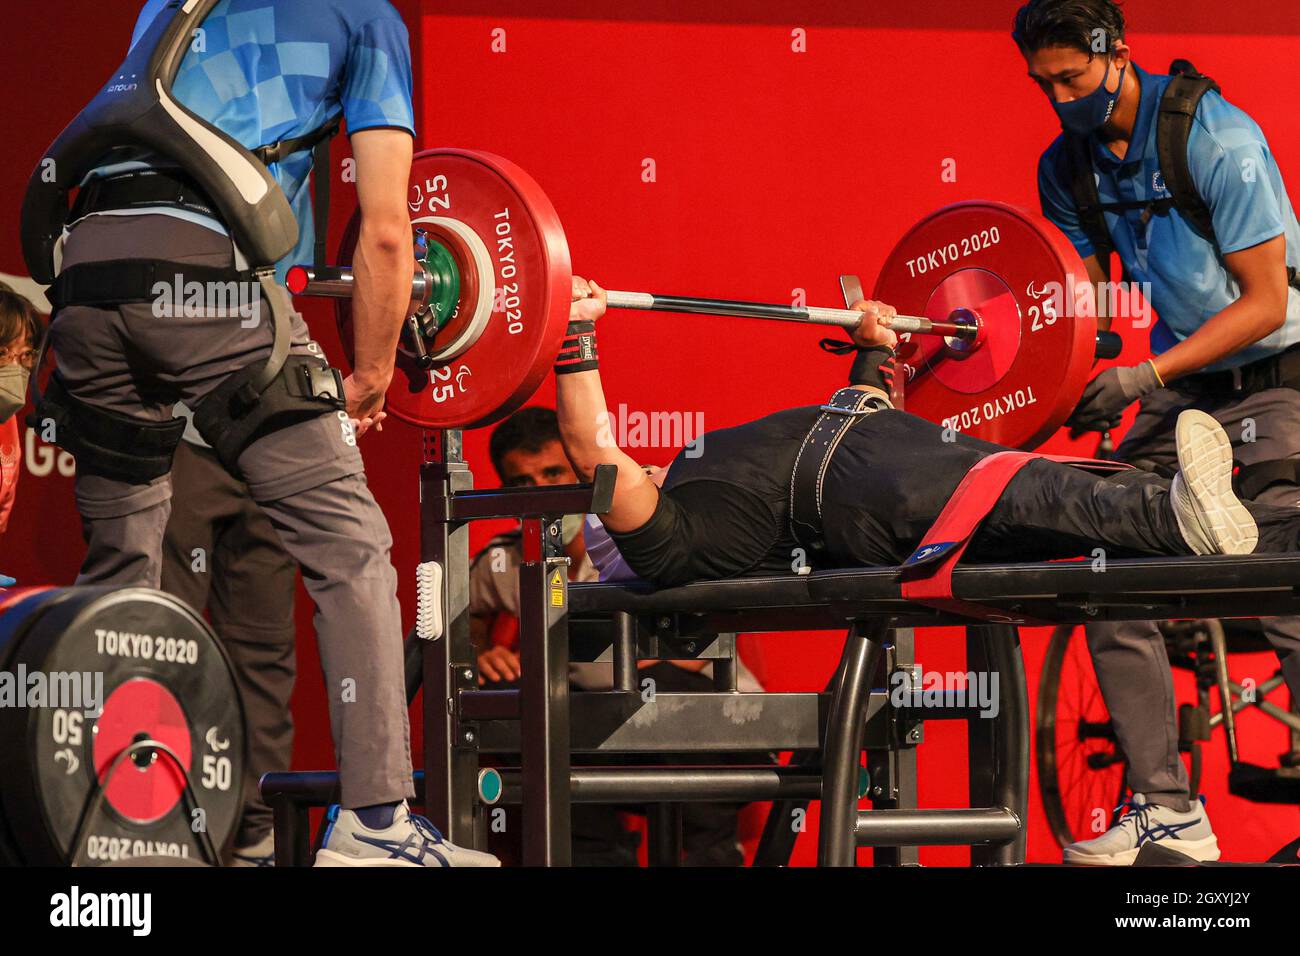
[2,1,1298,864]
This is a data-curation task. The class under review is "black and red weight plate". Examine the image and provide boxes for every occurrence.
[336,148,573,431]
[873,202,1096,449]
[0,587,245,866]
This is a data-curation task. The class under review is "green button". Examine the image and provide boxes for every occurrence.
[478,768,503,805]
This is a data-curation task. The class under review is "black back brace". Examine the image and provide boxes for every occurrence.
[21,0,346,482]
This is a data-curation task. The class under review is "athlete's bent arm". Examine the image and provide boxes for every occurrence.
[555,279,900,532]
[347,128,415,432]
[554,278,660,533]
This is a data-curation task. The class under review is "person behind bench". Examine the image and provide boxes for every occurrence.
[470,407,763,865]
[1015,0,1300,864]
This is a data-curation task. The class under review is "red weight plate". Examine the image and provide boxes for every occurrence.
[924,270,1020,394]
[874,202,1095,449]
[336,149,572,430]
[92,677,192,824]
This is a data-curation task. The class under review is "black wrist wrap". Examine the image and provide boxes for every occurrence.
[819,338,897,393]
[849,346,896,392]
[555,318,598,375]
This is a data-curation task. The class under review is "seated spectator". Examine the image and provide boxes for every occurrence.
[0,286,43,563]
[469,406,763,866]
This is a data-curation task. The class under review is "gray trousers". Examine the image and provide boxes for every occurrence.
[1087,385,1300,811]
[49,214,413,810]
[161,441,297,845]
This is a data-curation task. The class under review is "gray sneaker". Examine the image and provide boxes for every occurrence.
[1063,793,1220,865]
[315,801,501,868]
[1170,409,1257,555]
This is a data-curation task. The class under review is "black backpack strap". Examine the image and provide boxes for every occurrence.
[1063,132,1115,265]
[251,115,342,167]
[253,115,343,269]
[1156,70,1220,242]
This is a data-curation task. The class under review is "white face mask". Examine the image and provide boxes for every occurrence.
[0,364,29,423]
[582,514,638,582]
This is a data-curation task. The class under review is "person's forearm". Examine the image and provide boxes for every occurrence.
[350,217,411,387]
[556,367,616,481]
[1151,291,1287,383]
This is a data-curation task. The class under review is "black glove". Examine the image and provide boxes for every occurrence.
[1067,361,1162,437]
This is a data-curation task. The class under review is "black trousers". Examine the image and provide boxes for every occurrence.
[160,441,298,848]
[822,455,1300,568]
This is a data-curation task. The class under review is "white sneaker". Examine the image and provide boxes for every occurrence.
[1063,793,1220,866]
[315,801,501,867]
[1170,409,1257,555]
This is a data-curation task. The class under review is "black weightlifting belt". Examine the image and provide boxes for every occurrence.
[789,387,890,558]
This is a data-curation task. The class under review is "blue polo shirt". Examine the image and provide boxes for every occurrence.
[1038,63,1300,372]
[89,0,415,279]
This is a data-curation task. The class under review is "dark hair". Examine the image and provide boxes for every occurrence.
[0,286,43,354]
[1012,0,1126,57]
[488,406,562,479]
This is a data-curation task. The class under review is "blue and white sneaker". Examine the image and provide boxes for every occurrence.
[315,801,501,867]
[1063,793,1220,865]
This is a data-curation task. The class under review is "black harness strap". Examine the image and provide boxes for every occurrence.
[30,374,187,484]
[1064,131,1116,265]
[193,353,346,472]
[251,114,342,269]
[789,387,890,559]
[48,259,256,310]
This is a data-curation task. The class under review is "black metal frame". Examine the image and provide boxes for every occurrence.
[264,426,1300,866]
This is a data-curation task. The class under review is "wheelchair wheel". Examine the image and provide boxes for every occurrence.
[1036,625,1128,848]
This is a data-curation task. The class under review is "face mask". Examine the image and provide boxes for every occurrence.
[0,364,29,423]
[1054,58,1126,135]
[582,514,638,582]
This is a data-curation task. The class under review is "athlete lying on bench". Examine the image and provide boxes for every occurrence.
[555,277,1300,586]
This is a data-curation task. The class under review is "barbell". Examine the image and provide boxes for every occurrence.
[289,148,1116,448]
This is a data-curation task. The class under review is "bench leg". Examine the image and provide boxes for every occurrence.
[647,803,684,866]
[818,620,887,867]
[272,796,312,868]
[967,624,1028,865]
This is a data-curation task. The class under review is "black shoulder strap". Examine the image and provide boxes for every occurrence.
[1063,133,1115,265]
[252,114,344,269]
[1156,68,1220,242]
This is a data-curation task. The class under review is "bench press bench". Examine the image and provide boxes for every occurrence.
[265,475,1300,866]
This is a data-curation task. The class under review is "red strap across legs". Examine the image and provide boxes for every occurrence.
[899,451,1130,623]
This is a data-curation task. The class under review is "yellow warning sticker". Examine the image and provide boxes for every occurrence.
[549,569,565,607]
